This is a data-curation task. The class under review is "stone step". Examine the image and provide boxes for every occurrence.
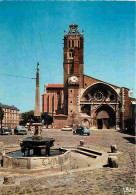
[77,147,102,156]
[75,149,98,158]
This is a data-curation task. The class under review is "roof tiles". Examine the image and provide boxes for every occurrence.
[46,84,64,88]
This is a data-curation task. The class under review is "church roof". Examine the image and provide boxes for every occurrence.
[84,74,129,90]
[46,84,64,89]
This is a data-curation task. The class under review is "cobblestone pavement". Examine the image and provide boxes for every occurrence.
[0,129,135,195]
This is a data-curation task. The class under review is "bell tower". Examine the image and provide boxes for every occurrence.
[63,24,84,117]
[63,24,84,87]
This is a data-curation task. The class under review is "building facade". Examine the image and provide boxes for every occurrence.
[42,24,135,129]
[0,103,20,129]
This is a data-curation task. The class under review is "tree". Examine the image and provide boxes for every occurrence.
[0,107,4,130]
[41,112,53,128]
[19,110,34,126]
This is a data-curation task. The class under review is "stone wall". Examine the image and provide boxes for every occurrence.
[53,115,68,129]
[3,149,71,170]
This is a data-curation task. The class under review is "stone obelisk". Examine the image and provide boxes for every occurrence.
[32,62,42,136]
[34,62,41,117]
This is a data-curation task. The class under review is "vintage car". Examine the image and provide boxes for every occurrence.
[61,126,73,131]
[0,126,12,135]
[73,126,90,136]
[14,126,27,135]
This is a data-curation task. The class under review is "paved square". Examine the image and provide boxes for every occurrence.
[0,129,135,195]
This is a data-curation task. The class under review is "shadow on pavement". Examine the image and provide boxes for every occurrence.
[123,137,136,144]
[117,130,135,136]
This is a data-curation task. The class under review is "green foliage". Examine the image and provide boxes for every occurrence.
[0,107,4,129]
[0,107,4,121]
[20,110,34,126]
[41,112,53,127]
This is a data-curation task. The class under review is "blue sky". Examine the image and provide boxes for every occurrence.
[0,1,135,113]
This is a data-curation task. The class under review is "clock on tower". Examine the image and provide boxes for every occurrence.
[68,76,78,84]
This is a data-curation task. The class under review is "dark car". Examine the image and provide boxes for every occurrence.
[73,126,90,136]
[0,126,12,135]
[14,126,27,135]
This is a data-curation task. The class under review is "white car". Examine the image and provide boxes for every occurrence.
[61,126,72,131]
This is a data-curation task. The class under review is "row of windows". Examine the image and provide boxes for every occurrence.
[68,40,80,48]
[4,113,19,115]
[3,115,19,118]
[3,119,19,122]
[3,123,19,125]
[2,108,19,113]
[3,118,19,120]
[4,112,19,115]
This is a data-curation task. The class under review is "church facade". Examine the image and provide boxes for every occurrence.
[42,24,135,130]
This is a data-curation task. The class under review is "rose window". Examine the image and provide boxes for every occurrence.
[94,92,104,101]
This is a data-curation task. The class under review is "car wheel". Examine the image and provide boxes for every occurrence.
[87,133,90,136]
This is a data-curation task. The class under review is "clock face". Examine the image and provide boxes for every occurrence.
[70,76,78,83]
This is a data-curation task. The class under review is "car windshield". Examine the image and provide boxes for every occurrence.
[17,126,26,130]
[2,127,9,130]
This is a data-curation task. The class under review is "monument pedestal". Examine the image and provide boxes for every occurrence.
[31,123,43,136]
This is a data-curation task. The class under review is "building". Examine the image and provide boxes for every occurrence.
[42,24,135,129]
[0,103,20,129]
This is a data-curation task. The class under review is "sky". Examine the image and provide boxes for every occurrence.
[0,1,135,113]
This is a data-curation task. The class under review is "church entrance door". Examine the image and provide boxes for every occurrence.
[97,110,109,129]
[97,119,103,129]
[103,119,109,129]
[95,105,116,129]
[97,118,109,129]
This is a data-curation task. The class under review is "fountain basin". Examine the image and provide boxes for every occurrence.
[2,148,71,170]
[20,137,55,156]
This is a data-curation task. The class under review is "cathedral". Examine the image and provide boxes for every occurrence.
[42,24,135,130]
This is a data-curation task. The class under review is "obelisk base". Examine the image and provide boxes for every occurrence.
[31,123,43,137]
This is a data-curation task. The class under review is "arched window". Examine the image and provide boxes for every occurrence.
[69,49,74,58]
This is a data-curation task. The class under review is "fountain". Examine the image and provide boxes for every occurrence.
[20,137,55,157]
[20,62,55,157]
[2,63,71,170]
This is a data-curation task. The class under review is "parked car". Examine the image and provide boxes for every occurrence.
[14,126,27,135]
[0,126,12,135]
[61,126,72,131]
[73,126,90,136]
